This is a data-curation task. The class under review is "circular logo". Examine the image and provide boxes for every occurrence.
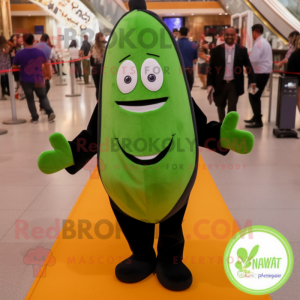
[224,225,294,295]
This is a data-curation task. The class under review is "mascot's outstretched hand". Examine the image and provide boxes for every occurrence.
[38,133,74,174]
[220,112,254,154]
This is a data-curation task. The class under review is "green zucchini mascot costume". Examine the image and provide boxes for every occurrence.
[38,0,254,291]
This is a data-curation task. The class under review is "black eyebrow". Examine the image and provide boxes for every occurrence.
[119,55,131,63]
[147,53,160,57]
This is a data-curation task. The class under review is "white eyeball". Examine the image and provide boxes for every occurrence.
[141,58,163,91]
[117,60,137,94]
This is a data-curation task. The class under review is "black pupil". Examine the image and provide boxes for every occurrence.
[124,76,132,84]
[148,74,156,82]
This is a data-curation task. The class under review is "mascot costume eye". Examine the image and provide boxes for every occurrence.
[38,0,254,291]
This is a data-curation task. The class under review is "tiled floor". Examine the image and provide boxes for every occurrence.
[0,69,299,299]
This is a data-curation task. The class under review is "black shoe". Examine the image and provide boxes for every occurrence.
[156,261,193,291]
[244,116,255,123]
[115,255,156,284]
[62,72,67,76]
[48,113,56,123]
[245,122,263,128]
[30,119,38,124]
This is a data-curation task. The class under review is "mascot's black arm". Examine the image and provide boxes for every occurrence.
[66,100,229,175]
[66,103,99,175]
[192,98,229,156]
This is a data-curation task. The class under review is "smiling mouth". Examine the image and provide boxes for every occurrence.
[117,135,174,165]
[116,97,168,113]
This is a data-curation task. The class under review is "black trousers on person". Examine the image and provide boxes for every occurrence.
[57,63,64,75]
[214,81,239,122]
[185,68,194,92]
[45,79,50,94]
[1,74,9,96]
[110,199,188,263]
[21,81,53,121]
[249,73,270,120]
[92,64,101,101]
[69,61,82,79]
[40,79,50,110]
[75,61,82,79]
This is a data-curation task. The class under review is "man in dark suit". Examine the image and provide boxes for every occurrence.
[207,27,256,122]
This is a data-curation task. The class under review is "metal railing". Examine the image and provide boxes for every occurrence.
[278,0,300,20]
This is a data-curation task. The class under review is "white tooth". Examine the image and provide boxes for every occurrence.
[119,102,165,113]
[134,153,160,160]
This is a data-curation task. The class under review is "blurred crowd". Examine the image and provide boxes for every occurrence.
[0,31,106,123]
[1,26,300,129]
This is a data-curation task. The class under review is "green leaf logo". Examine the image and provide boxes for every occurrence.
[237,248,248,263]
[235,261,242,270]
[235,245,259,271]
[224,225,294,295]
[248,245,259,261]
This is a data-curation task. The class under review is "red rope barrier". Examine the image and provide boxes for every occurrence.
[273,70,300,75]
[0,55,90,74]
[0,58,299,76]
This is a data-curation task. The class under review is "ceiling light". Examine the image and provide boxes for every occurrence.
[219,13,222,15]
[191,14,194,15]
[225,13,228,15]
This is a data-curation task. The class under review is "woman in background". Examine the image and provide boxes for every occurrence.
[0,36,11,97]
[216,30,225,46]
[287,35,300,130]
[278,31,299,69]
[8,35,20,89]
[198,47,208,90]
[90,32,106,101]
[68,40,82,81]
[8,34,25,99]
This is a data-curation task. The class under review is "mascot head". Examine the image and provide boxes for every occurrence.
[98,0,198,223]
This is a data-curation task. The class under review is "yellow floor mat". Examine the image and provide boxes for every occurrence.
[25,155,271,300]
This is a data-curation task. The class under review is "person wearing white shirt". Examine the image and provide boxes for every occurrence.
[245,24,273,128]
[68,40,82,81]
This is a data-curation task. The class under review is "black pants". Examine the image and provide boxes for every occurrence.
[185,68,194,92]
[1,74,9,96]
[45,79,50,94]
[249,73,270,120]
[92,64,101,101]
[214,81,239,122]
[57,62,64,75]
[70,61,82,79]
[75,61,82,79]
[39,79,50,110]
[110,199,187,263]
[21,81,53,121]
